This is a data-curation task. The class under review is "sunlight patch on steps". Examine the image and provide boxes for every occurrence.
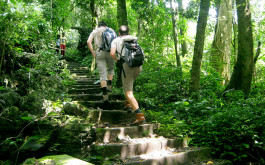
[139,149,178,160]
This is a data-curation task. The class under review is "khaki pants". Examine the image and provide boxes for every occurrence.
[96,51,115,81]
[122,63,142,91]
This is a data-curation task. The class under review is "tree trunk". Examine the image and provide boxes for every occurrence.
[253,41,261,82]
[117,0,128,26]
[210,0,232,86]
[177,0,188,57]
[0,40,6,77]
[137,19,141,37]
[170,0,182,68]
[190,0,210,93]
[89,0,98,29]
[89,0,98,73]
[226,0,254,96]
[232,0,237,62]
[254,41,261,65]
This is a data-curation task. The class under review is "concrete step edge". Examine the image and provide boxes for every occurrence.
[91,137,188,157]
[121,147,212,165]
[94,123,160,143]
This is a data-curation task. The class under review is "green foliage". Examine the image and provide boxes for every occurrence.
[136,62,185,109]
[136,59,265,164]
[191,96,265,163]
[146,110,190,138]
[1,0,265,165]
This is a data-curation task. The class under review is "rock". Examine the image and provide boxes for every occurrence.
[63,102,84,116]
[19,91,44,115]
[23,154,94,165]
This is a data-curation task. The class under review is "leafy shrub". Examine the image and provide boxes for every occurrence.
[191,96,265,164]
[135,61,265,164]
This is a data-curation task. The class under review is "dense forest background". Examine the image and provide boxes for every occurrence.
[0,0,265,164]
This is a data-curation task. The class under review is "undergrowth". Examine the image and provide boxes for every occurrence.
[135,60,265,165]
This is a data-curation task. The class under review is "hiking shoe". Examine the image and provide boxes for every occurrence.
[130,113,146,126]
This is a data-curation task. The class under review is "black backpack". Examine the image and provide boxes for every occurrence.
[121,40,144,67]
[100,27,117,52]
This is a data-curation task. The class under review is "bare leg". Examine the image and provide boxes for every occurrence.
[107,74,113,81]
[100,80,107,87]
[125,91,139,111]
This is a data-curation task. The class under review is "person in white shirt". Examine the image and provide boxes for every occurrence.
[110,25,146,126]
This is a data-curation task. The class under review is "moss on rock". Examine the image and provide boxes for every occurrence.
[23,154,94,165]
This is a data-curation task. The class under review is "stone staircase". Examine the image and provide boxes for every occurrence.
[66,61,212,165]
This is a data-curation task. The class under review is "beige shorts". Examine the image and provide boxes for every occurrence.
[96,51,115,81]
[122,63,142,91]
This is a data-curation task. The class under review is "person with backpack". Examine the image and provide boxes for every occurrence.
[60,32,67,58]
[87,21,116,102]
[110,25,145,126]
[55,34,60,54]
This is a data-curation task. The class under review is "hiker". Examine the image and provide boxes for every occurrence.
[110,25,146,126]
[55,34,60,54]
[60,32,67,58]
[87,21,116,102]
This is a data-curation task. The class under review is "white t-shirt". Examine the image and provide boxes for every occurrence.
[111,35,138,58]
[60,37,67,45]
[88,26,116,51]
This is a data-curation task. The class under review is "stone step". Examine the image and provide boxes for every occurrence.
[89,110,134,124]
[73,79,99,85]
[71,77,94,81]
[79,100,124,110]
[68,68,89,73]
[70,84,101,89]
[23,154,94,165]
[70,74,89,78]
[91,137,189,158]
[66,62,213,165]
[68,88,101,94]
[122,147,212,165]
[70,94,123,101]
[67,65,89,70]
[69,69,89,72]
[70,69,90,74]
[94,124,187,145]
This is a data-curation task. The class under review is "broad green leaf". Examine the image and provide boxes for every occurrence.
[21,116,33,120]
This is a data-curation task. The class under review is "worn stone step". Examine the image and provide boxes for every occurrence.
[68,88,101,94]
[67,64,89,70]
[73,79,99,85]
[70,75,90,79]
[70,74,89,78]
[70,84,101,89]
[23,154,94,165]
[91,137,188,158]
[122,147,212,165]
[69,70,89,74]
[80,101,124,110]
[94,124,184,144]
[69,68,89,72]
[68,68,89,72]
[89,110,134,124]
[70,71,89,76]
[70,94,123,101]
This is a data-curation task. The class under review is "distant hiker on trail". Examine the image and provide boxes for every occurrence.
[60,32,67,58]
[87,21,116,102]
[55,34,60,54]
[110,25,145,126]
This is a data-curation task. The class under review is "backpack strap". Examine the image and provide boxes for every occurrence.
[116,50,126,78]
